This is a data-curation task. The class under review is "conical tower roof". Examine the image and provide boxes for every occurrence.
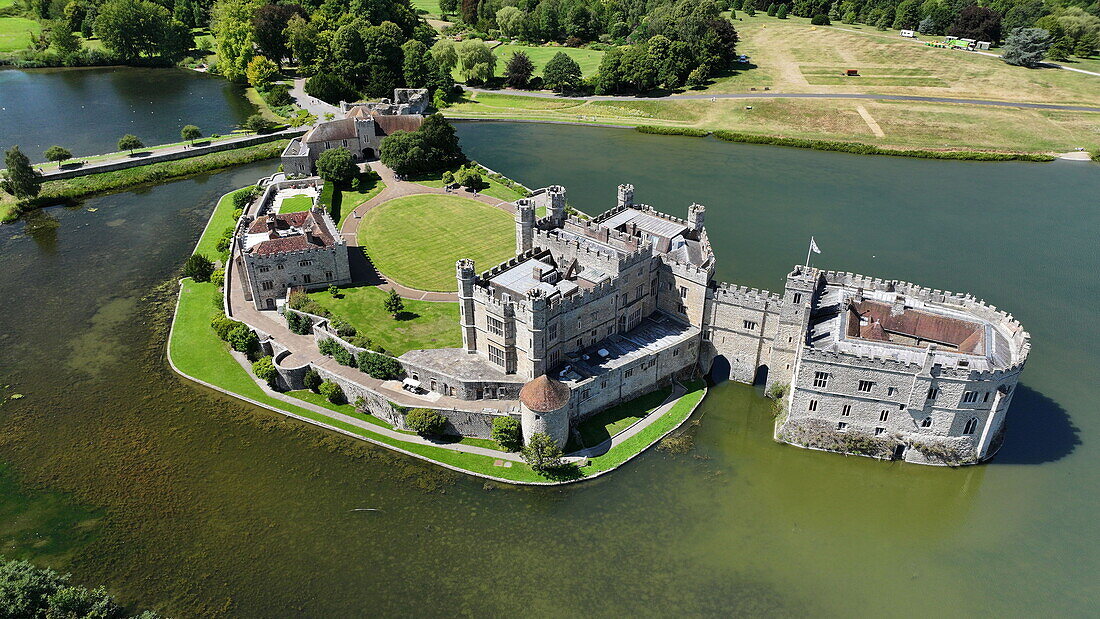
[519,375,571,413]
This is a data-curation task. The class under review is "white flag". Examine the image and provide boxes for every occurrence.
[809,237,821,254]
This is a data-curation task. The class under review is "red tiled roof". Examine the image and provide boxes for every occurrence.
[247,210,336,256]
[246,211,310,234]
[519,375,571,412]
[847,300,984,353]
[372,113,423,136]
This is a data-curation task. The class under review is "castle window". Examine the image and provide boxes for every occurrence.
[679,286,688,298]
[858,380,874,393]
[927,387,938,400]
[258,266,271,273]
[625,369,633,378]
[964,418,978,434]
[793,293,803,304]
[277,264,285,270]
[743,320,757,331]
[487,316,504,336]
[601,380,607,388]
[261,281,274,291]
[299,260,314,267]
[808,399,818,412]
[498,387,507,398]
[673,348,680,357]
[582,389,591,400]
[702,330,711,341]
[837,421,848,431]
[887,387,898,396]
[325,271,332,280]
[875,427,886,436]
[548,323,557,340]
[962,391,979,403]
[983,391,991,403]
[488,345,505,367]
[921,417,933,428]
[548,349,560,367]
[879,410,889,422]
[841,404,851,416]
[677,304,687,314]
[813,372,829,388]
[303,274,312,284]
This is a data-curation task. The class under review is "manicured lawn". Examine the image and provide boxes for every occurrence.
[0,17,40,52]
[304,286,461,355]
[336,173,385,227]
[194,186,249,259]
[492,44,606,78]
[277,193,314,213]
[568,387,672,451]
[357,194,514,292]
[579,379,707,475]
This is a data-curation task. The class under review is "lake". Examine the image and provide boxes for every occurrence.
[0,118,1097,616]
[0,67,257,161]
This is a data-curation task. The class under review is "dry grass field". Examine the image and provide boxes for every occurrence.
[712,14,1100,105]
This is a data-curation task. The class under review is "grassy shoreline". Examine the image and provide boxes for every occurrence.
[1,140,288,223]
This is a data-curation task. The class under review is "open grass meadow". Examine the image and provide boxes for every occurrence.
[492,44,605,78]
[357,194,514,292]
[0,16,39,52]
[305,285,461,355]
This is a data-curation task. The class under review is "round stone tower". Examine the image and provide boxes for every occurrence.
[456,259,477,353]
[519,375,571,448]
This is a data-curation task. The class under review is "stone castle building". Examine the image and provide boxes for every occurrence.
[397,184,1030,465]
[281,88,428,176]
[235,179,351,310]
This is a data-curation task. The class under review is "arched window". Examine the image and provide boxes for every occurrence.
[964,418,978,435]
[921,417,933,428]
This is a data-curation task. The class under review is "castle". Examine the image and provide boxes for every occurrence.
[396,184,1030,465]
[281,88,428,176]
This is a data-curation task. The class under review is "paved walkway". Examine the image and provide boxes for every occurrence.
[336,160,518,303]
[290,78,342,119]
[572,382,688,458]
[464,87,1100,113]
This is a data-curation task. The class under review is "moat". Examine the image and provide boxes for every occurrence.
[0,117,1097,615]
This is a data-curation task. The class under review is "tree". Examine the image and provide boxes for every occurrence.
[283,14,320,70]
[183,253,215,281]
[305,73,358,104]
[117,134,143,155]
[1076,33,1099,58]
[776,4,788,18]
[0,558,136,618]
[48,21,82,57]
[441,170,454,185]
[181,125,202,144]
[252,355,278,388]
[431,39,459,72]
[95,0,191,62]
[766,2,777,16]
[918,16,935,33]
[1,146,42,200]
[227,323,259,354]
[383,289,405,318]
[244,113,276,133]
[811,13,830,25]
[496,6,525,39]
[1002,27,1050,67]
[252,2,301,66]
[892,0,920,30]
[491,416,522,451]
[246,55,280,89]
[401,39,433,89]
[439,0,458,17]
[212,0,259,82]
[949,5,1002,43]
[316,148,357,186]
[504,50,535,88]
[43,145,71,168]
[1048,36,1073,61]
[379,131,426,176]
[303,368,322,391]
[419,114,465,166]
[456,39,496,84]
[405,408,447,436]
[358,351,404,379]
[359,22,405,97]
[542,51,583,92]
[319,380,345,404]
[521,431,564,472]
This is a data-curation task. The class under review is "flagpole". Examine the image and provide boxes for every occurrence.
[805,239,812,268]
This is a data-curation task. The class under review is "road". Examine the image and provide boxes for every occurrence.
[465,87,1100,113]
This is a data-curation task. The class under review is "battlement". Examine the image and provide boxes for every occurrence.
[713,281,783,307]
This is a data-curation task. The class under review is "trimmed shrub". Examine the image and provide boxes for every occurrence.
[319,380,345,404]
[331,317,357,338]
[252,355,279,388]
[810,13,830,25]
[303,368,323,392]
[227,324,259,354]
[232,187,258,211]
[358,351,404,380]
[491,416,522,452]
[406,408,447,436]
[332,346,357,367]
[211,312,242,341]
[210,268,225,287]
[318,337,340,356]
[286,310,313,335]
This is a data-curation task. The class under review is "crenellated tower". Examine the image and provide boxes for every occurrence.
[456,259,478,354]
[515,198,535,254]
[688,202,705,232]
[547,185,566,225]
[617,183,634,209]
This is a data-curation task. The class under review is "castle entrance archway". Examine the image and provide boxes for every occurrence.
[709,355,731,384]
[752,364,769,386]
[362,147,375,160]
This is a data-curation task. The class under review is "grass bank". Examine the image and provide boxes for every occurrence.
[357,194,514,292]
[710,130,1056,161]
[1,140,288,223]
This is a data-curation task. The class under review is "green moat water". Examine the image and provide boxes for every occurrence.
[0,122,1097,616]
